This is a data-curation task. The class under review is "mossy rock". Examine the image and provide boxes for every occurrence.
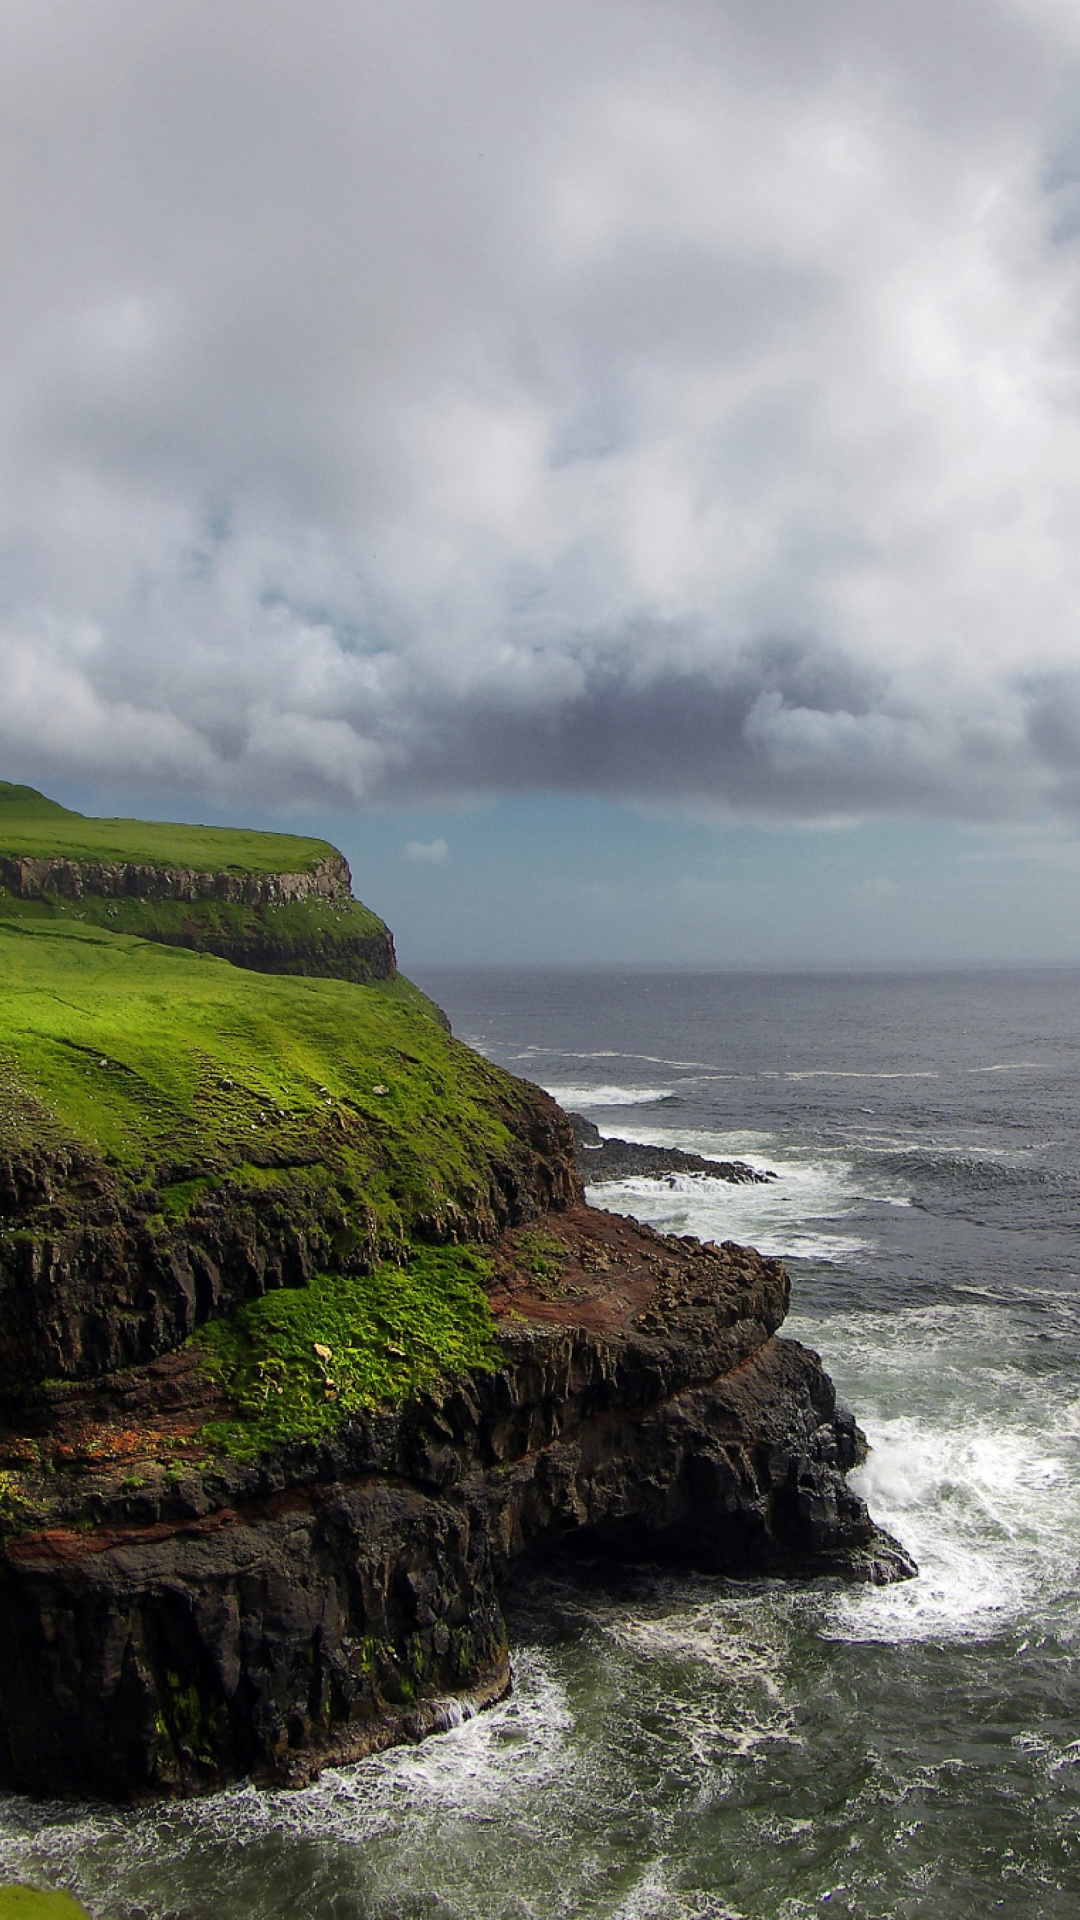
[0,1891,93,1920]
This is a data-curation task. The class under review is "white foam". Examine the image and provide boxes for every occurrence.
[966,1061,1049,1073]
[516,1047,723,1071]
[773,1069,940,1081]
[585,1137,870,1267]
[542,1083,675,1107]
[783,1299,1080,1647]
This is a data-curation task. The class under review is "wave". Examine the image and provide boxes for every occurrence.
[789,1298,1080,1647]
[587,1151,870,1267]
[967,1061,1049,1074]
[514,1046,723,1071]
[541,1083,677,1107]
[761,1069,940,1081]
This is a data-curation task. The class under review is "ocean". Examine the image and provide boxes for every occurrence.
[2,966,1079,1918]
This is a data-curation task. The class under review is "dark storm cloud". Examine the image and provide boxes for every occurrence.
[2,0,1080,820]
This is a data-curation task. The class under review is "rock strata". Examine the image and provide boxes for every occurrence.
[0,1205,914,1800]
[571,1112,775,1185]
[0,1083,581,1389]
[0,852,353,908]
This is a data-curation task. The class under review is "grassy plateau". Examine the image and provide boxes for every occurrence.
[0,782,336,875]
[0,789,562,1466]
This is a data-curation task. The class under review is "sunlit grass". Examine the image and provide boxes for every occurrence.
[0,781,333,875]
[196,1246,497,1459]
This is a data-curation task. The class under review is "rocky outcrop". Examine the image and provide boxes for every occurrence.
[0,1086,582,1390]
[0,1206,914,1799]
[0,852,353,908]
[571,1112,775,1185]
[0,792,914,1802]
[0,848,399,982]
[154,917,397,985]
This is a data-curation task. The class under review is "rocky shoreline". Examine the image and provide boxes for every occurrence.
[0,1200,913,1800]
[0,786,914,1802]
[571,1112,776,1185]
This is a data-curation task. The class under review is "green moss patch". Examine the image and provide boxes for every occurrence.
[0,1891,93,1920]
[510,1226,569,1287]
[195,1246,497,1458]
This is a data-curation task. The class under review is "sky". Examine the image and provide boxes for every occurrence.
[5,0,1080,965]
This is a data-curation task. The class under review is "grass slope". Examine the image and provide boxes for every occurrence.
[0,791,565,1457]
[0,914,520,1222]
[0,911,552,1439]
[0,782,334,875]
[0,890,393,982]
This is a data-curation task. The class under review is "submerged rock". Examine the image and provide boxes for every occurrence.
[570,1112,775,1185]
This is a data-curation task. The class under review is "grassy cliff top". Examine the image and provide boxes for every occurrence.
[0,907,562,1427]
[0,913,511,1197]
[0,786,571,1450]
[0,784,339,876]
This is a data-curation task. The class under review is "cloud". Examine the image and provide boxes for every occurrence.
[3,0,1080,823]
[404,838,449,864]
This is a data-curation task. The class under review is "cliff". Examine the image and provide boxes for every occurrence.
[0,784,395,984]
[0,787,914,1800]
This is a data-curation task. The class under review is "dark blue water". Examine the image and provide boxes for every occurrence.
[3,968,1080,1918]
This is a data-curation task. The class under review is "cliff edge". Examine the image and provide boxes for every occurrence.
[0,787,913,1799]
[0,784,395,984]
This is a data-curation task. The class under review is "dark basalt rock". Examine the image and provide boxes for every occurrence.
[0,1211,915,1800]
[0,852,353,908]
[571,1112,775,1186]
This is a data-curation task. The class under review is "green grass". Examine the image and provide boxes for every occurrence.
[0,1892,93,1920]
[0,890,393,984]
[0,782,335,875]
[0,913,523,1236]
[0,795,559,1457]
[0,891,387,947]
[196,1245,497,1459]
[510,1225,568,1286]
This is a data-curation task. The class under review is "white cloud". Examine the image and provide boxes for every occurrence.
[2,1,1080,820]
[404,838,449,864]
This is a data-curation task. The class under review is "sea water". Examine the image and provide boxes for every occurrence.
[3,967,1080,1918]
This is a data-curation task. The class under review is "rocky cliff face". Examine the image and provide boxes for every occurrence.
[0,852,353,908]
[0,1204,913,1800]
[0,1082,581,1388]
[0,793,914,1802]
[0,849,397,983]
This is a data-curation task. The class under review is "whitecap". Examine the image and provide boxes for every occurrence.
[542,1083,677,1107]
